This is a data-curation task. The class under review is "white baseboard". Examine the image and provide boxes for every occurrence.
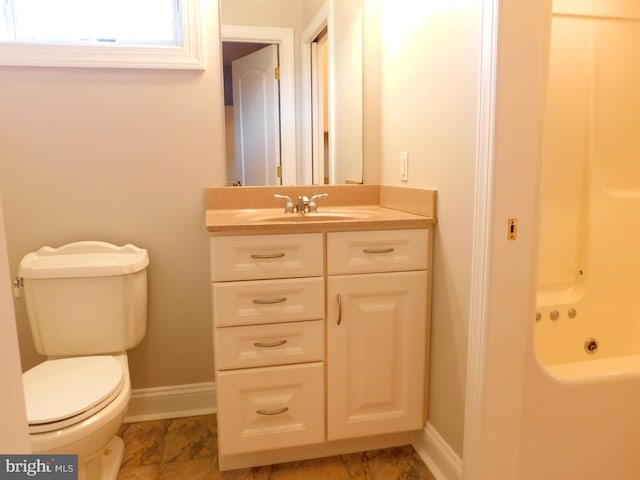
[124,382,216,423]
[413,423,463,480]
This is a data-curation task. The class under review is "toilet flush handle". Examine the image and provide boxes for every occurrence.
[13,276,23,299]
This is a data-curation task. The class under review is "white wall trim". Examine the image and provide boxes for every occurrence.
[462,0,498,477]
[220,24,297,186]
[413,423,463,480]
[124,382,216,423]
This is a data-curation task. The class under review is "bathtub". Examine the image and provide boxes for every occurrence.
[535,282,640,381]
[546,354,640,382]
[523,286,640,479]
[523,5,640,477]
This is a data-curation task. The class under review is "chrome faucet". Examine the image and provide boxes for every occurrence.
[273,193,329,214]
[296,196,310,214]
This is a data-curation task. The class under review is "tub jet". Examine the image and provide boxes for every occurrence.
[584,338,598,354]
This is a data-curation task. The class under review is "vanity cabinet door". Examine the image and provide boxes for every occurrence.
[326,270,427,441]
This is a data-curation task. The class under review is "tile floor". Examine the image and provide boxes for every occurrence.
[116,415,436,480]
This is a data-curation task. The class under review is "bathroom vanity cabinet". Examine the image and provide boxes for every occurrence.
[209,226,432,470]
[326,230,428,440]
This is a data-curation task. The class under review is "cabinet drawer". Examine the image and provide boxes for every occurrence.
[210,234,323,281]
[327,229,430,274]
[216,363,324,455]
[215,320,324,370]
[213,277,324,327]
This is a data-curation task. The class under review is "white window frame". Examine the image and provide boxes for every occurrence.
[0,0,204,69]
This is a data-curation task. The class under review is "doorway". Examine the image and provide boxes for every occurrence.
[223,41,281,186]
[220,25,296,186]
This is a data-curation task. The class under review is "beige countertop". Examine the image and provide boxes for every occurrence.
[205,185,437,235]
[206,205,434,234]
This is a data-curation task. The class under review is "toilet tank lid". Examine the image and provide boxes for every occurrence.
[19,241,149,279]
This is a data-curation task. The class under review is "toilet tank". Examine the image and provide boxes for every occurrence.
[19,241,149,357]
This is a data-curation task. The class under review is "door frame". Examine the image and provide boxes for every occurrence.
[221,25,296,185]
[301,2,329,185]
[463,0,552,478]
[0,194,30,452]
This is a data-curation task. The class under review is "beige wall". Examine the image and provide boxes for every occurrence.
[362,0,381,185]
[379,0,482,456]
[0,3,226,389]
[221,0,304,27]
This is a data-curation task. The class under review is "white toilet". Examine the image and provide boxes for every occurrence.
[18,241,149,480]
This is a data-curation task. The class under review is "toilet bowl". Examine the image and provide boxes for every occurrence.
[18,241,149,480]
[24,353,132,480]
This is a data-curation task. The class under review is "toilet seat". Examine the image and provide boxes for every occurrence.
[24,356,124,434]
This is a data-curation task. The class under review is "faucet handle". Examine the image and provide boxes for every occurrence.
[309,193,328,213]
[273,194,294,214]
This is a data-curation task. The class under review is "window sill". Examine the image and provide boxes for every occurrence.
[0,42,204,69]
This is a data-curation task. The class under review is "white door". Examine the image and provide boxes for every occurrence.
[232,44,281,186]
[327,271,427,440]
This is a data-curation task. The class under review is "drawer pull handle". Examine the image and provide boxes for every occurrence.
[252,297,287,305]
[337,293,343,326]
[363,247,395,254]
[256,407,289,416]
[254,339,288,348]
[251,253,285,259]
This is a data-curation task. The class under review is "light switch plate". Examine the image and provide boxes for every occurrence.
[400,151,409,182]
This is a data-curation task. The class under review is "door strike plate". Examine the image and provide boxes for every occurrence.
[507,219,518,240]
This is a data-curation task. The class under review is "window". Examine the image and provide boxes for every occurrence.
[0,0,203,69]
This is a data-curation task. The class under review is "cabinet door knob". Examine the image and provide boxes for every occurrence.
[256,407,289,416]
[254,339,288,348]
[252,297,287,305]
[337,294,343,326]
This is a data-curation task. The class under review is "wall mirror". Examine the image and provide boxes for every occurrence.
[220,0,363,186]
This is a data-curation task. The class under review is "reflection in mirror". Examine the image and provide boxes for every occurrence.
[220,0,363,186]
[223,41,279,186]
